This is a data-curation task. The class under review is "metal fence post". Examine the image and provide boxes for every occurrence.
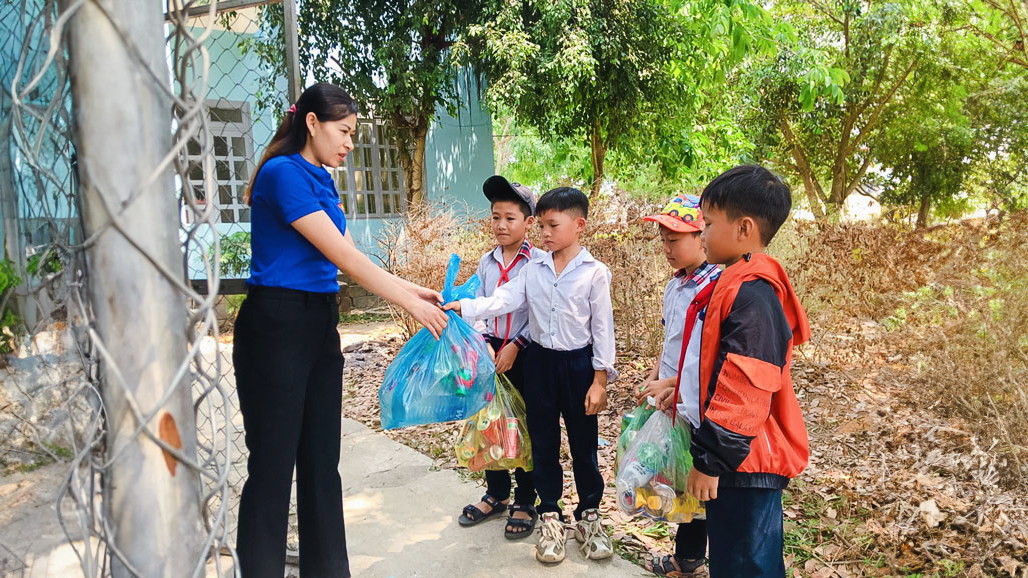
[66,0,205,575]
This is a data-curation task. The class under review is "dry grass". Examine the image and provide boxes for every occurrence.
[774,213,1028,487]
[379,194,670,356]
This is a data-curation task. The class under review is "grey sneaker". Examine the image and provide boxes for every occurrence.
[535,512,567,564]
[572,508,613,560]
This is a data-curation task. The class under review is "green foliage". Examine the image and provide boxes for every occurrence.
[214,231,252,278]
[475,0,785,196]
[249,0,487,202]
[468,0,684,194]
[0,257,22,354]
[26,249,62,276]
[742,0,946,216]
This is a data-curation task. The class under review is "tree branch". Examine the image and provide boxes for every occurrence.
[808,0,845,26]
[781,117,827,218]
[844,155,874,199]
[850,54,920,153]
[853,46,893,122]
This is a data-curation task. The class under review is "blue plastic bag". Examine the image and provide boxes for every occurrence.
[378,254,496,429]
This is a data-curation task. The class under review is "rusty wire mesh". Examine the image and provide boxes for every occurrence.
[0,0,297,575]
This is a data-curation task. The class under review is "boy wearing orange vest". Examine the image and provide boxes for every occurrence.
[689,166,811,577]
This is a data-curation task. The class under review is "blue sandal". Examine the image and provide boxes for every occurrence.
[458,494,506,527]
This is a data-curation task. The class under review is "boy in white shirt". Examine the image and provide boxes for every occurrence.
[635,194,719,577]
[445,187,617,565]
[457,176,545,539]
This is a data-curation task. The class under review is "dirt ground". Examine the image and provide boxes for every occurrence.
[3,317,1026,577]
[338,322,1028,577]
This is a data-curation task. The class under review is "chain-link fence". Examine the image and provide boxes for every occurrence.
[0,0,301,574]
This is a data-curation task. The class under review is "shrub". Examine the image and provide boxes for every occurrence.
[380,194,669,357]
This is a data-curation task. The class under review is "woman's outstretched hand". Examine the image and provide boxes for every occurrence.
[410,284,444,305]
[406,295,448,339]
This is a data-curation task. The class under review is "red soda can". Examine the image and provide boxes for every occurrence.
[503,417,520,458]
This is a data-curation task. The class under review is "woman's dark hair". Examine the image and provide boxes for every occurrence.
[244,82,359,204]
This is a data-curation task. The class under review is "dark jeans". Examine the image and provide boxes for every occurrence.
[233,286,350,578]
[483,336,536,507]
[522,343,603,521]
[706,487,785,578]
[675,518,707,560]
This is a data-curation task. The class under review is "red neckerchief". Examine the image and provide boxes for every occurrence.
[493,241,533,348]
[671,280,717,427]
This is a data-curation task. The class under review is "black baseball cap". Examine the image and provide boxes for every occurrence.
[483,175,536,215]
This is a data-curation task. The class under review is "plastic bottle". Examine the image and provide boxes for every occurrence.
[644,483,676,519]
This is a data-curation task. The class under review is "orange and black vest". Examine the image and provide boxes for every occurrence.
[691,253,811,489]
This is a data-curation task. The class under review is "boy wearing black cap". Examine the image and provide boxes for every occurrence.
[457,175,546,539]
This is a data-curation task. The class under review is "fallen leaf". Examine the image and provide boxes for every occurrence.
[919,499,945,528]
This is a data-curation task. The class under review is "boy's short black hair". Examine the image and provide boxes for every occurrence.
[535,187,589,219]
[700,165,791,246]
[490,197,532,219]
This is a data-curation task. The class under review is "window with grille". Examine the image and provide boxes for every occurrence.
[331,118,405,218]
[184,100,254,224]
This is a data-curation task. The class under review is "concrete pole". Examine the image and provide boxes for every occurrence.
[66,1,204,576]
[283,0,301,103]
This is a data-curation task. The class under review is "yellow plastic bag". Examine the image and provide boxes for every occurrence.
[455,374,533,472]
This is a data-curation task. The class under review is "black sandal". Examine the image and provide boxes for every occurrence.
[458,494,506,527]
[503,503,537,540]
[647,554,706,577]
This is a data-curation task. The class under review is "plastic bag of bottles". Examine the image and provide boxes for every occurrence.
[378,254,496,430]
[454,373,533,471]
[615,402,656,472]
[615,409,704,523]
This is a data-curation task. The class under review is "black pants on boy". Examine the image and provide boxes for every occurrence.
[675,518,708,560]
[522,343,604,521]
[483,336,537,507]
[233,287,350,578]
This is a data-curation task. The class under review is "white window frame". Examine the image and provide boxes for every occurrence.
[331,117,406,219]
[183,99,255,224]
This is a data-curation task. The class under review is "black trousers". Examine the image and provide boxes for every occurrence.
[233,286,350,578]
[482,336,537,507]
[675,518,708,560]
[522,343,603,521]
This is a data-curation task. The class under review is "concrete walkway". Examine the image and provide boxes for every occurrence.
[341,417,646,578]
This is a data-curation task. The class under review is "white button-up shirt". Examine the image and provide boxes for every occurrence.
[460,247,617,381]
[659,263,720,427]
[472,242,546,344]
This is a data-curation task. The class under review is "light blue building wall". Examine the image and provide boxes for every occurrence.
[345,76,495,260]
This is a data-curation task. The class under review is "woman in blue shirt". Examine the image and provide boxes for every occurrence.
[233,83,448,578]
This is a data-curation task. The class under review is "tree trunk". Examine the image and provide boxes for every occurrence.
[827,166,848,216]
[68,1,204,575]
[589,120,607,199]
[394,113,429,206]
[493,114,515,173]
[916,195,931,229]
[780,118,826,220]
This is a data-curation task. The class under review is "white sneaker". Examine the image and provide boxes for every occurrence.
[573,508,613,560]
[536,512,567,564]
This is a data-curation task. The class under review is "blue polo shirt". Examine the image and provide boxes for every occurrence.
[247,153,347,294]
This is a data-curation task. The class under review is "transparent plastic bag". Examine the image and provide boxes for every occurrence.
[615,409,705,523]
[454,373,533,471]
[615,402,656,472]
[378,254,496,429]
